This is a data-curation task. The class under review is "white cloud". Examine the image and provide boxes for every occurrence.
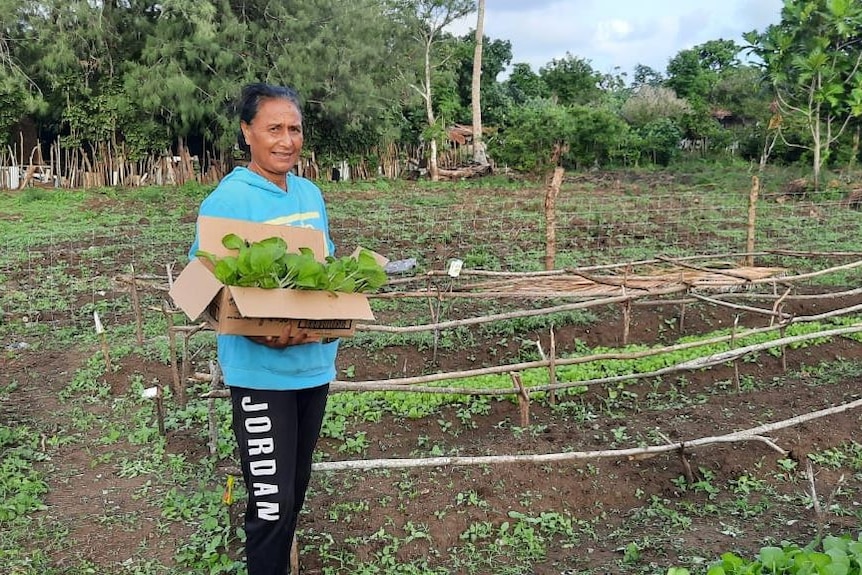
[594,19,634,45]
[448,0,784,79]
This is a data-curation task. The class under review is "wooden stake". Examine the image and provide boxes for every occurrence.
[511,372,530,427]
[779,325,787,373]
[94,311,112,371]
[621,295,632,346]
[746,176,759,267]
[178,329,190,406]
[155,387,166,436]
[207,360,222,456]
[129,264,144,345]
[142,385,165,436]
[429,288,441,364]
[544,166,564,271]
[548,327,557,406]
[163,301,180,399]
[165,263,175,291]
[772,288,790,373]
[534,335,556,406]
[678,446,694,484]
[731,315,741,394]
[290,534,299,575]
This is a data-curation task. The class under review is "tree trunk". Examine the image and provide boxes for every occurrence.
[813,118,821,193]
[471,0,488,166]
[429,138,439,181]
[811,81,824,193]
[850,125,860,173]
[424,36,439,181]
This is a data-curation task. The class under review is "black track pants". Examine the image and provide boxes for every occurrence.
[230,384,330,575]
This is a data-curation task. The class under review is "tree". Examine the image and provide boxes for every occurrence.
[452,34,511,127]
[631,64,663,88]
[0,0,43,142]
[262,0,408,160]
[395,0,476,181]
[711,66,771,123]
[470,0,487,165]
[745,0,862,189]
[491,98,629,174]
[505,63,547,104]
[666,39,742,104]
[696,39,742,73]
[665,49,713,104]
[664,39,748,157]
[638,118,684,166]
[620,86,691,128]
[539,53,602,106]
[490,99,574,174]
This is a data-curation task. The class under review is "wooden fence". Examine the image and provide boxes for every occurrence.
[115,251,862,474]
[0,136,475,190]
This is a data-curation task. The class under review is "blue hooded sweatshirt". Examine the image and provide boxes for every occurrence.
[189,167,339,390]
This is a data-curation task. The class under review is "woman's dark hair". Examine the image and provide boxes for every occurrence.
[236,83,303,150]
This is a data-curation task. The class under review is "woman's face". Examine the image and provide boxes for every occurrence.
[240,97,303,188]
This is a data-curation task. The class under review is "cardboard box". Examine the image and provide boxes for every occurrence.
[169,216,375,337]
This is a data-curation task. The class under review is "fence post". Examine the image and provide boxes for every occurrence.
[544,166,565,271]
[746,176,760,267]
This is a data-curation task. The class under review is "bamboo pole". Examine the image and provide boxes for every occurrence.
[308,395,862,473]
[688,293,791,320]
[197,320,862,399]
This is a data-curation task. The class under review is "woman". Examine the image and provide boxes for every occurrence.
[189,83,337,575]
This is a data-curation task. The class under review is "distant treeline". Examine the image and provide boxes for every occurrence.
[1,0,859,186]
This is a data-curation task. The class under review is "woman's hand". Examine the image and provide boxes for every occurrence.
[248,323,321,348]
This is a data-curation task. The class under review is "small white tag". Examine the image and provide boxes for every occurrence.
[142,387,160,399]
[94,311,104,334]
[447,259,463,278]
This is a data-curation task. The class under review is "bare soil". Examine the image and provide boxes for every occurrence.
[4,182,862,574]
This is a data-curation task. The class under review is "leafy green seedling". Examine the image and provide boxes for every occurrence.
[197,234,387,293]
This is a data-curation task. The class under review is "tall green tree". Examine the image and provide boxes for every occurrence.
[665,39,746,155]
[631,64,663,88]
[123,0,406,161]
[19,0,137,147]
[254,0,406,160]
[665,40,742,105]
[539,53,602,106]
[125,0,230,150]
[505,63,547,104]
[745,0,862,189]
[394,0,476,181]
[491,98,628,173]
[0,0,44,142]
[451,34,512,126]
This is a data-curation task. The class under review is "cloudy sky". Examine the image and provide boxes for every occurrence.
[449,0,784,79]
